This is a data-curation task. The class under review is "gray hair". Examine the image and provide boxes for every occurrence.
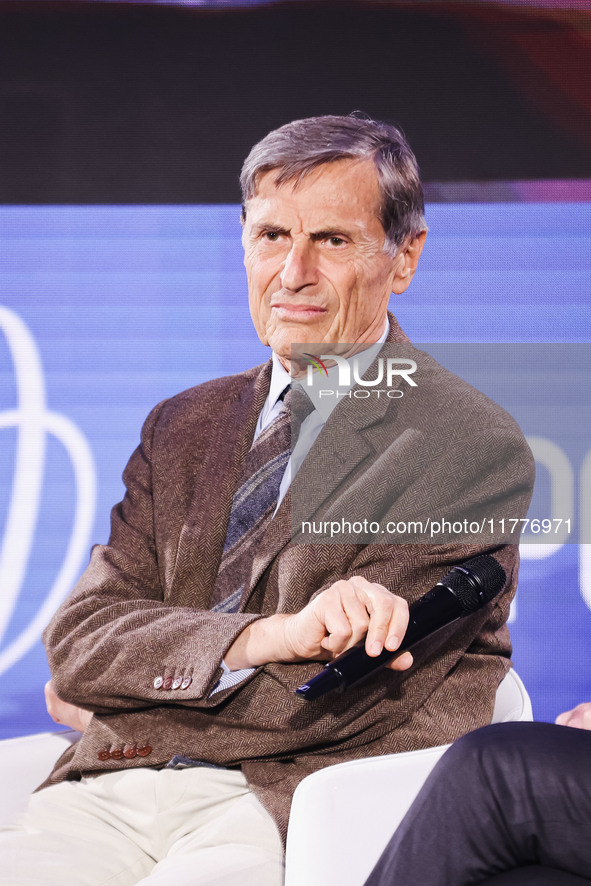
[240,114,427,256]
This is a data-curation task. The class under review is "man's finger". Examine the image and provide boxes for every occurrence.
[318,599,355,653]
[555,708,572,727]
[341,577,393,656]
[384,596,410,651]
[555,702,591,731]
[364,591,409,658]
[339,592,371,648]
[386,651,414,671]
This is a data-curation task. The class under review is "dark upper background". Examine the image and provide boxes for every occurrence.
[0,0,590,204]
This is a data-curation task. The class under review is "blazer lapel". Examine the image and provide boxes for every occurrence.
[287,311,415,529]
[385,311,410,346]
[169,362,273,608]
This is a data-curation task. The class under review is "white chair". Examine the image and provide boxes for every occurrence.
[284,668,533,886]
[0,728,81,826]
[0,669,532,885]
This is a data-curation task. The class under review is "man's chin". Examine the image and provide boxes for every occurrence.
[267,324,330,363]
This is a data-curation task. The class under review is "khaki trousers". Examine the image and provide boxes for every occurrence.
[0,767,284,886]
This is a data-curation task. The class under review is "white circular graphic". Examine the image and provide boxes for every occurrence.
[0,306,97,675]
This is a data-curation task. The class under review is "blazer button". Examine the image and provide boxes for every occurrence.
[153,676,164,689]
[162,677,173,690]
[172,677,182,690]
[97,750,110,761]
[110,749,124,760]
[124,746,137,759]
[137,745,152,757]
[181,676,192,690]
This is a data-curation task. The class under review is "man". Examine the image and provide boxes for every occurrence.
[1,115,534,885]
[364,702,591,885]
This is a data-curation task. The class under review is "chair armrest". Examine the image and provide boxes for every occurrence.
[492,668,533,723]
[285,744,449,886]
[285,669,533,886]
[0,731,80,826]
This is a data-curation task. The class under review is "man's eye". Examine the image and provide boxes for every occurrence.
[264,231,281,241]
[328,237,345,247]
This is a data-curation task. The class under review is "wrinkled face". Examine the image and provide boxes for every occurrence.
[242,159,421,369]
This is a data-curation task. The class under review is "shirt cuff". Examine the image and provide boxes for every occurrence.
[209,659,256,696]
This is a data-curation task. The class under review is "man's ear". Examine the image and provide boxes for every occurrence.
[391,230,427,295]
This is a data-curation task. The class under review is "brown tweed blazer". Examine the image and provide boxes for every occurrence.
[42,314,535,842]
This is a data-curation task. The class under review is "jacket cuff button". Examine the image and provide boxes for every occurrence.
[97,750,110,761]
[124,746,138,759]
[153,676,164,690]
[181,676,192,690]
[110,749,124,760]
[137,745,152,757]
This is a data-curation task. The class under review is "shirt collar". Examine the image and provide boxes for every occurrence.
[267,317,390,421]
[268,352,293,410]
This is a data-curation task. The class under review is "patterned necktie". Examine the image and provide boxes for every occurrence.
[211,386,295,612]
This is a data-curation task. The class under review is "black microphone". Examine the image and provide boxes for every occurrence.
[295,554,506,701]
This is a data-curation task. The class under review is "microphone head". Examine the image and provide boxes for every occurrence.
[440,554,507,614]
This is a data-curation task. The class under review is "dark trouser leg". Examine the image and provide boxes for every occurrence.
[365,722,591,886]
[483,868,591,885]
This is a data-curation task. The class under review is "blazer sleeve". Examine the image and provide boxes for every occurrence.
[42,399,265,715]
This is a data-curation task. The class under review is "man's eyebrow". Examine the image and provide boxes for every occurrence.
[249,222,290,236]
[248,222,361,240]
[310,228,355,241]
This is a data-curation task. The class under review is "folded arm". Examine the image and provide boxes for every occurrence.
[43,400,266,714]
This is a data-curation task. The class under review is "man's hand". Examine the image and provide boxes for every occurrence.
[555,701,591,731]
[225,576,413,671]
[282,576,412,668]
[44,680,93,733]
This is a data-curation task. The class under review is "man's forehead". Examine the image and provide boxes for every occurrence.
[244,158,383,229]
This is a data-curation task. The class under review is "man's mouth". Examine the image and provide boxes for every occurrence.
[271,303,327,320]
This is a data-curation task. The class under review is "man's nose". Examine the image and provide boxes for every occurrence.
[280,240,319,291]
